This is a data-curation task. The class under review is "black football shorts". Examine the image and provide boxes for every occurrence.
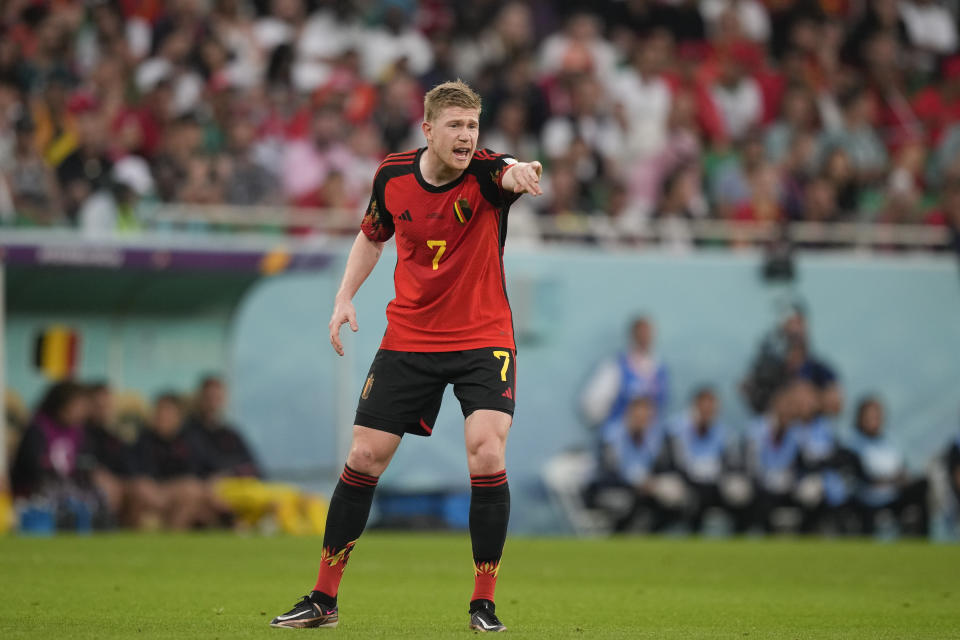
[354,347,517,437]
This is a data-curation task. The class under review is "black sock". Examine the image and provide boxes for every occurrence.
[469,470,510,605]
[310,464,379,606]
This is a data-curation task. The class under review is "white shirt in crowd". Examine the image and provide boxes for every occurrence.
[608,69,672,160]
[711,78,763,140]
[700,0,771,42]
[899,1,958,54]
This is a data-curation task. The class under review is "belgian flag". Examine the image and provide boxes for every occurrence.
[34,326,80,380]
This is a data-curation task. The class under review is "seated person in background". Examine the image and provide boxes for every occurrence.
[85,381,138,525]
[10,381,109,529]
[846,396,929,537]
[133,393,230,530]
[592,395,683,532]
[184,375,261,478]
[668,387,750,533]
[947,429,960,506]
[185,375,326,535]
[790,380,851,533]
[745,387,802,533]
[581,316,670,435]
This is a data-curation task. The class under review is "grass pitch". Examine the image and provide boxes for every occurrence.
[1,533,958,639]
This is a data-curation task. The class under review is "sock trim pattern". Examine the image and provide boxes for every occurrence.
[470,470,507,487]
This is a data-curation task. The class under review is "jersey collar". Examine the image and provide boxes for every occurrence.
[414,146,469,193]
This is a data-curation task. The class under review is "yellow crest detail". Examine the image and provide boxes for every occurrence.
[362,375,374,400]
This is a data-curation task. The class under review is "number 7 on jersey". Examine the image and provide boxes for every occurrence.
[427,240,446,270]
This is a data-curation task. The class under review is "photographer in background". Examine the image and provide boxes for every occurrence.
[741,302,840,416]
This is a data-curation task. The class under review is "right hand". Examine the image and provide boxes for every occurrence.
[329,298,358,356]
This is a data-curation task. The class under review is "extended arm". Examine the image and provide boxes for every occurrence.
[500,160,544,196]
[329,231,385,356]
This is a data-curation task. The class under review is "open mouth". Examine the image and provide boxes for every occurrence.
[453,146,471,162]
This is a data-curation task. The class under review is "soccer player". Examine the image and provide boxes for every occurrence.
[270,80,543,632]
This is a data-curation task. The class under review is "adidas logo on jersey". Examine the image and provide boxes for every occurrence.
[501,388,513,400]
[398,210,413,221]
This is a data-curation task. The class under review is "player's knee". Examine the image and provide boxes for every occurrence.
[346,443,389,476]
[467,441,505,475]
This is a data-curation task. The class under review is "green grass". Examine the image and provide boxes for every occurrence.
[1,533,959,639]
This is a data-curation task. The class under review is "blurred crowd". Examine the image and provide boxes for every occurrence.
[576,309,960,537]
[4,374,326,533]
[1,0,960,242]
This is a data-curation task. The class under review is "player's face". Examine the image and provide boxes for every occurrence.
[152,401,183,439]
[425,106,479,171]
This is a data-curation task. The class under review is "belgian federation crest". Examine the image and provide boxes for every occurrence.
[454,197,473,224]
[362,375,374,399]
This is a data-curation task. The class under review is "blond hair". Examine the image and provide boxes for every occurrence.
[423,80,482,123]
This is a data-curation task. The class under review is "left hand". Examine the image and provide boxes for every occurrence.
[506,161,543,196]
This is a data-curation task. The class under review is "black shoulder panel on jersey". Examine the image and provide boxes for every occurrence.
[468,149,508,209]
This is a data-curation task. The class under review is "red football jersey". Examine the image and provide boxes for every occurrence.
[360,147,521,352]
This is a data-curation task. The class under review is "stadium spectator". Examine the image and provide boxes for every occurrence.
[361,4,433,81]
[710,43,763,142]
[913,57,960,147]
[0,0,958,247]
[454,1,536,82]
[820,146,861,216]
[78,160,154,234]
[626,88,705,224]
[2,113,62,225]
[878,139,926,225]
[593,395,683,532]
[841,0,909,69]
[539,12,617,86]
[132,392,229,530]
[650,163,699,250]
[55,92,113,222]
[668,387,749,533]
[184,375,260,479]
[797,176,839,225]
[898,0,958,60]
[701,0,771,44]
[220,117,280,206]
[711,132,770,219]
[819,87,887,184]
[484,54,549,139]
[581,316,670,432]
[9,381,109,529]
[764,85,818,164]
[541,73,622,177]
[481,98,540,171]
[732,164,784,224]
[778,130,819,220]
[846,395,929,536]
[608,32,673,163]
